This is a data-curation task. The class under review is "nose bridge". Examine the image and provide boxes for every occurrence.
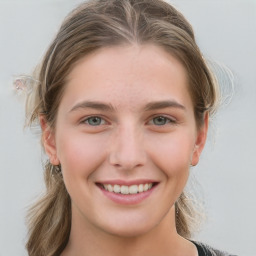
[109,121,146,170]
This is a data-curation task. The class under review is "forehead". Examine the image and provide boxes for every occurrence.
[62,44,192,111]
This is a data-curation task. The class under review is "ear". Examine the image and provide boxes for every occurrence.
[39,115,60,166]
[191,113,209,166]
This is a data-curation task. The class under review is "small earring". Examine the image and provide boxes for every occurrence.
[175,202,179,215]
[55,164,61,173]
[50,164,55,177]
[50,164,62,177]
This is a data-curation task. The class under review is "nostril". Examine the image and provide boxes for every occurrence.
[108,134,147,169]
[109,152,147,171]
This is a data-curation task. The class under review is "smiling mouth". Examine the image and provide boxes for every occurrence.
[97,182,157,195]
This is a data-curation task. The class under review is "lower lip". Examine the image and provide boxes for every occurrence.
[98,185,158,205]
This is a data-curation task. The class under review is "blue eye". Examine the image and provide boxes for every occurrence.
[85,116,105,126]
[152,116,173,126]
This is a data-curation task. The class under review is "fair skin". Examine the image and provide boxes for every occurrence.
[41,44,208,256]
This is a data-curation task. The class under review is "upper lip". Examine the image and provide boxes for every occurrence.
[96,179,158,186]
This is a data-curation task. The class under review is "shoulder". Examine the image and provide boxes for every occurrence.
[191,241,238,256]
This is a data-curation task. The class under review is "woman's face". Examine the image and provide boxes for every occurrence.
[43,44,207,237]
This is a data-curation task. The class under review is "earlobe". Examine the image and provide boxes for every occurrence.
[191,113,209,166]
[39,115,60,166]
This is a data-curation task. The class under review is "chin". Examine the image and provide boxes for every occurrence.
[106,225,153,238]
[98,216,158,238]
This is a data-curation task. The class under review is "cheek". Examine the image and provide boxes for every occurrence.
[146,131,195,176]
[56,130,109,178]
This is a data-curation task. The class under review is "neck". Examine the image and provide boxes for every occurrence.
[62,206,197,256]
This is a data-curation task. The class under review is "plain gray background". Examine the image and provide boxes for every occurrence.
[0,0,255,255]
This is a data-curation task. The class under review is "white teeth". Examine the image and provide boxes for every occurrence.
[102,183,154,194]
[129,185,138,194]
[113,184,121,193]
[107,184,113,192]
[138,184,144,193]
[121,185,129,194]
[144,183,149,191]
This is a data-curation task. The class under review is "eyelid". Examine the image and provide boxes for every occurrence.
[78,114,177,127]
[80,115,109,125]
[147,114,177,125]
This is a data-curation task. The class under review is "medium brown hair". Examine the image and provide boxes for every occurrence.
[24,0,219,255]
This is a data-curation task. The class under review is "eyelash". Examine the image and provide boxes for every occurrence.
[81,115,176,127]
[81,116,107,126]
[148,115,176,126]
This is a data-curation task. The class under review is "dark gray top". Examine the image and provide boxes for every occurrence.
[192,241,238,256]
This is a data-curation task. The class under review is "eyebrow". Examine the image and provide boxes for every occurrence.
[69,100,185,113]
[144,100,186,111]
[69,101,115,113]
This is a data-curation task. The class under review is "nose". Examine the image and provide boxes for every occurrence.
[109,124,147,171]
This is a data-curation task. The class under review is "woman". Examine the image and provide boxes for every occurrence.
[20,0,236,255]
